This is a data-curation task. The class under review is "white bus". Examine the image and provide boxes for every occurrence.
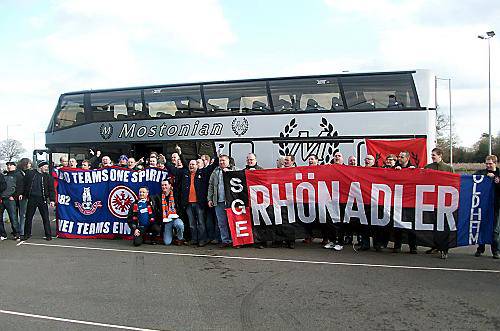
[46,70,436,167]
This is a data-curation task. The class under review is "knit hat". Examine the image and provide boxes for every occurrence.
[119,155,128,162]
[37,160,49,168]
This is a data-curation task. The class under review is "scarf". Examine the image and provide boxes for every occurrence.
[162,190,177,221]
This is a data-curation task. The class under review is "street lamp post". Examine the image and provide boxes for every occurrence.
[435,77,453,165]
[478,30,495,155]
[6,124,22,140]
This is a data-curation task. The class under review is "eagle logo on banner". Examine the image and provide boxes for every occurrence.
[74,187,102,215]
[108,185,137,218]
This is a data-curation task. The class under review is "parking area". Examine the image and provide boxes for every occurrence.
[0,218,499,331]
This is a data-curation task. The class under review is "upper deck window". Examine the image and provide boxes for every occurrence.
[90,89,143,121]
[144,85,204,117]
[269,77,344,112]
[203,81,270,114]
[55,94,84,129]
[341,73,417,110]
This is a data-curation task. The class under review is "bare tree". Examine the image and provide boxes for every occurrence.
[435,113,460,162]
[0,139,26,161]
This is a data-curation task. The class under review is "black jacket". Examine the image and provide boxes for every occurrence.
[474,168,500,211]
[23,169,56,202]
[0,174,6,195]
[150,192,180,223]
[165,154,219,206]
[245,164,263,170]
[2,170,24,199]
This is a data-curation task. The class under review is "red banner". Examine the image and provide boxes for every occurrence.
[223,166,495,249]
[226,207,254,246]
[366,138,427,167]
[245,165,459,209]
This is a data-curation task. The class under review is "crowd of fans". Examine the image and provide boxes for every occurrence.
[1,148,498,260]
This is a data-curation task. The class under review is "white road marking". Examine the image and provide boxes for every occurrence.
[0,309,161,331]
[19,241,500,274]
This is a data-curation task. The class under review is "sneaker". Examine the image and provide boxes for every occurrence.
[333,244,343,251]
[323,241,335,249]
[0,236,8,241]
[45,237,52,241]
[440,251,448,259]
[474,250,482,257]
[426,248,437,254]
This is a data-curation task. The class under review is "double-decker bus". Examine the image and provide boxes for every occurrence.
[45,70,436,168]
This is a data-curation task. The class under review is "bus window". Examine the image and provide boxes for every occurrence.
[203,81,269,114]
[144,85,204,117]
[90,90,143,121]
[55,94,84,129]
[269,77,343,112]
[341,73,417,110]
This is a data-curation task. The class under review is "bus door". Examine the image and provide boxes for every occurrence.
[229,141,254,169]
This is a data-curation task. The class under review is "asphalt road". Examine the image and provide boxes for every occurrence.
[0,216,499,331]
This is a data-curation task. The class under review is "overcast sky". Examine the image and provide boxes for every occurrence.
[1,0,498,155]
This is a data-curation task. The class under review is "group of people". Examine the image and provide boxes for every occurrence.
[125,146,244,248]
[1,147,498,261]
[0,159,55,241]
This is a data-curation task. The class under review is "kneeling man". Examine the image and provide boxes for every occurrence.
[127,187,161,246]
[152,180,185,245]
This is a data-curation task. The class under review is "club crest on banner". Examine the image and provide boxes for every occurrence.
[74,187,102,215]
[108,185,137,218]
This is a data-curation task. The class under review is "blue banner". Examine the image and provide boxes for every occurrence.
[457,174,495,246]
[55,167,169,238]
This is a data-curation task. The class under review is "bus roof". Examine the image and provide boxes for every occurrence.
[60,70,420,96]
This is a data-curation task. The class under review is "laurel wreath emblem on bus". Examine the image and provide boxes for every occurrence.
[99,123,113,140]
[231,117,249,136]
[279,117,339,164]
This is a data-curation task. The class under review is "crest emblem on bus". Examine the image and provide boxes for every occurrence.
[108,185,137,218]
[231,117,249,137]
[74,187,102,215]
[278,117,340,164]
[100,123,113,140]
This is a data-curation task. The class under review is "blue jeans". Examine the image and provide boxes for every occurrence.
[17,199,27,236]
[215,202,231,244]
[206,207,220,242]
[163,218,185,245]
[186,203,207,243]
[0,198,20,237]
[477,212,500,254]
